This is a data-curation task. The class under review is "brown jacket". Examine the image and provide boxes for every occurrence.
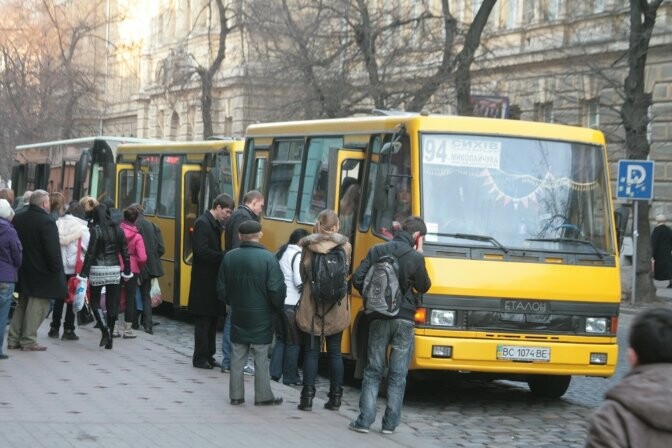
[585,363,672,448]
[295,231,351,337]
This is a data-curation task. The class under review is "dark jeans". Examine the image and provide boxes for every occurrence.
[122,275,139,324]
[193,315,218,365]
[301,331,343,387]
[138,277,154,329]
[269,305,301,384]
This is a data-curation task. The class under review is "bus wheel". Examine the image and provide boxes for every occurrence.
[527,375,571,398]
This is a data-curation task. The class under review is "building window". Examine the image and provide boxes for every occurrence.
[534,102,554,123]
[543,0,561,21]
[505,0,518,28]
[583,99,600,129]
[523,0,536,23]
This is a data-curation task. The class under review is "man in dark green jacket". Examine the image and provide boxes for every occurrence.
[217,220,286,406]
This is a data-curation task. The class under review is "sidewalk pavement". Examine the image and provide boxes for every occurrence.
[619,264,672,315]
[0,324,430,448]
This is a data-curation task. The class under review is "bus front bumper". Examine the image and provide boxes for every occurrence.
[410,334,618,377]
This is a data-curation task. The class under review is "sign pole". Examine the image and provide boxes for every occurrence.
[631,201,638,306]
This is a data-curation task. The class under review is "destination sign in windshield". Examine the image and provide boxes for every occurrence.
[422,135,501,169]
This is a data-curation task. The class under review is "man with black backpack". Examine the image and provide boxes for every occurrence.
[349,216,431,435]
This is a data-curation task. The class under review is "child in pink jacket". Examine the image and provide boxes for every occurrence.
[119,206,147,338]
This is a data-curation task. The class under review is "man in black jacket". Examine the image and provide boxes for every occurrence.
[188,193,234,369]
[7,190,67,351]
[349,216,431,435]
[133,204,165,334]
[220,189,264,373]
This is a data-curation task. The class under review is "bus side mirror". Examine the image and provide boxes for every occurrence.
[614,206,630,252]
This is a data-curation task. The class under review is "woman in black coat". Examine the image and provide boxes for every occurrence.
[652,214,672,287]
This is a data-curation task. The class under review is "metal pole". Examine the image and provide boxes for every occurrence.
[631,201,638,305]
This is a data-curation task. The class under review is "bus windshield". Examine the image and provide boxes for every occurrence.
[420,133,614,255]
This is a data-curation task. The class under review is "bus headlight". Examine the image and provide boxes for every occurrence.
[430,310,456,327]
[586,317,607,334]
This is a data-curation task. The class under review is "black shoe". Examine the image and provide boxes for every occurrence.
[131,322,140,330]
[230,398,245,405]
[209,359,221,368]
[271,376,280,382]
[61,330,79,341]
[255,397,283,406]
[48,328,59,338]
[193,361,214,370]
[144,327,153,335]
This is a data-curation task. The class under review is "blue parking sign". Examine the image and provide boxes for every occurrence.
[617,160,654,200]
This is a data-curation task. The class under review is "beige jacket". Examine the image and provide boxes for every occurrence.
[295,231,351,337]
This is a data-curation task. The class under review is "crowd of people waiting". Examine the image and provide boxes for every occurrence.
[0,187,164,357]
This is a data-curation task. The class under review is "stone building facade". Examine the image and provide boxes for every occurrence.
[99,0,671,219]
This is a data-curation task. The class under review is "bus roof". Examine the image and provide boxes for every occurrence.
[116,139,244,155]
[245,114,605,145]
[15,136,162,150]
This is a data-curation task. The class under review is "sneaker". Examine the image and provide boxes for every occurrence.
[0,354,9,360]
[243,365,255,376]
[61,330,79,341]
[48,328,59,338]
[112,330,121,338]
[381,428,395,435]
[348,422,369,434]
[221,366,231,373]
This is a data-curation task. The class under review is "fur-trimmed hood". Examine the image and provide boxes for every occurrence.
[299,231,349,254]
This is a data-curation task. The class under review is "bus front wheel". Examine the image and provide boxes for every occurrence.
[527,375,571,398]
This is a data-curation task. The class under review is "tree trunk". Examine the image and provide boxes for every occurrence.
[201,71,213,139]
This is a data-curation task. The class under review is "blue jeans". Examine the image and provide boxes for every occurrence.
[302,331,343,387]
[0,283,15,355]
[269,306,300,384]
[355,318,414,431]
[221,313,232,369]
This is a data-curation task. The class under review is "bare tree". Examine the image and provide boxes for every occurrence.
[245,0,496,119]
[621,0,664,303]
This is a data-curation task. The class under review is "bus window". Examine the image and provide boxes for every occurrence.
[183,171,200,265]
[267,139,303,220]
[158,155,181,217]
[360,136,382,231]
[298,137,343,223]
[118,169,135,210]
[139,156,160,215]
[253,158,267,192]
[371,134,411,239]
[214,152,234,198]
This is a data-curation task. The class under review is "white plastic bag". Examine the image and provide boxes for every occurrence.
[73,276,88,312]
[150,278,162,308]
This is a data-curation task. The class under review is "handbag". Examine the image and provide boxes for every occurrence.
[77,299,95,326]
[66,238,84,305]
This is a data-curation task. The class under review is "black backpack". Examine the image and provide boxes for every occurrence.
[310,245,348,317]
[362,248,412,317]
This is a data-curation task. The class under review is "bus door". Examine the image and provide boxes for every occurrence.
[334,149,366,267]
[179,164,204,308]
[116,162,135,210]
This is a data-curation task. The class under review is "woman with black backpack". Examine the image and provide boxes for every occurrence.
[294,209,351,411]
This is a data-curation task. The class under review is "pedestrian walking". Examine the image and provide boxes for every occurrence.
[349,216,431,434]
[295,209,351,411]
[79,203,132,350]
[651,214,672,288]
[7,190,67,351]
[269,228,309,386]
[51,201,90,341]
[119,205,147,339]
[0,199,21,359]
[217,220,286,406]
[221,189,264,374]
[188,193,234,369]
[585,307,672,447]
[133,203,165,334]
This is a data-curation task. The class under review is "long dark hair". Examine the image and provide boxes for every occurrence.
[276,228,310,260]
[92,204,121,244]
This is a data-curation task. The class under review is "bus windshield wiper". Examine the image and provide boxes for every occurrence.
[435,233,508,254]
[524,237,604,259]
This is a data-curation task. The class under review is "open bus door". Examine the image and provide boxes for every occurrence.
[178,164,204,309]
[73,150,91,201]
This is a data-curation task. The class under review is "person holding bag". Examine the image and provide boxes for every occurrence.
[53,201,90,341]
[78,201,132,350]
[119,206,147,339]
[295,209,351,411]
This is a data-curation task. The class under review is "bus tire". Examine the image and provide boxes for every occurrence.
[527,374,571,398]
